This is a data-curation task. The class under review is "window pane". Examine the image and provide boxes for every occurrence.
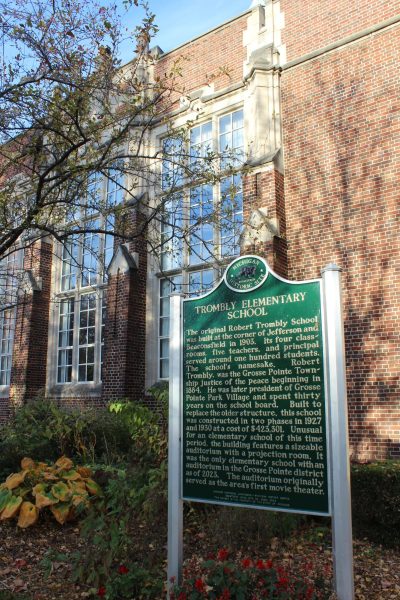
[190,121,212,170]
[159,275,182,380]
[0,249,23,303]
[189,269,214,296]
[79,347,87,364]
[232,109,243,130]
[81,219,100,287]
[87,346,95,363]
[189,185,214,265]
[106,166,124,206]
[232,129,244,150]
[160,297,170,318]
[160,317,169,337]
[160,359,169,379]
[86,364,94,381]
[86,172,102,215]
[162,137,185,189]
[190,126,201,147]
[219,133,231,152]
[87,327,95,344]
[220,174,243,257]
[80,311,88,328]
[160,338,169,359]
[160,278,171,297]
[219,114,231,135]
[78,293,96,382]
[78,365,86,382]
[0,308,15,386]
[160,194,184,271]
[103,214,115,280]
[57,300,74,383]
[219,109,244,169]
[60,237,78,291]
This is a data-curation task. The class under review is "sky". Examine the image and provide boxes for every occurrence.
[119,0,251,62]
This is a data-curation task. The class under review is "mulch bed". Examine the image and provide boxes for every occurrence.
[0,518,399,599]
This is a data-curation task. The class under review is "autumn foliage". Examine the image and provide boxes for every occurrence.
[0,456,101,527]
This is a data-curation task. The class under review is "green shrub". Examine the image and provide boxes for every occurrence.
[46,400,168,595]
[93,560,164,599]
[0,399,131,479]
[351,460,400,547]
[53,463,167,591]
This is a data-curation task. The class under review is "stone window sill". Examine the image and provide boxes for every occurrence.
[0,385,9,399]
[46,383,102,398]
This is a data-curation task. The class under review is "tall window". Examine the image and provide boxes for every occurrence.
[56,171,123,385]
[157,109,244,379]
[0,308,15,386]
[0,249,23,387]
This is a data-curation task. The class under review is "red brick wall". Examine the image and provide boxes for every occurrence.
[280,0,400,61]
[101,232,147,403]
[9,240,52,407]
[280,25,400,459]
[154,14,248,109]
[0,397,10,422]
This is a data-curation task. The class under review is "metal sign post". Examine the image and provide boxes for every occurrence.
[322,265,354,600]
[167,293,183,597]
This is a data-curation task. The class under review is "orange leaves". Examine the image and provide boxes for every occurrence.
[50,502,71,525]
[20,457,35,470]
[3,471,27,490]
[55,457,74,471]
[76,466,93,478]
[85,479,102,496]
[0,495,23,520]
[0,457,102,527]
[51,482,71,502]
[17,502,39,528]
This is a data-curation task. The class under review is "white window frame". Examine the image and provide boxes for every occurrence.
[0,248,24,395]
[155,106,245,380]
[48,171,123,392]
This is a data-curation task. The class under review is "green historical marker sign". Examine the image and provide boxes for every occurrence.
[182,256,330,515]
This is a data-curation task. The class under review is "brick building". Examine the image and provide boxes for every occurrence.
[0,0,398,461]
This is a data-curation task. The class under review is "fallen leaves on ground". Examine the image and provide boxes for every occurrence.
[0,517,398,599]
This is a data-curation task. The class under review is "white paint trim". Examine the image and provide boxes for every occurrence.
[322,264,354,600]
[167,293,184,595]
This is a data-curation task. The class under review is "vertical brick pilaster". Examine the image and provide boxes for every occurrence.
[242,166,287,276]
[9,240,52,407]
[101,235,147,403]
[125,235,147,401]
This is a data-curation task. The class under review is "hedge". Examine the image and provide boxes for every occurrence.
[351,460,400,547]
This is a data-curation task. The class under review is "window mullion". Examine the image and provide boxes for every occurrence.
[214,181,220,261]
[73,233,83,384]
[94,291,102,383]
[183,189,189,270]
[72,294,79,383]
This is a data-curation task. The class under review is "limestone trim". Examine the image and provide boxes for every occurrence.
[107,244,139,277]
